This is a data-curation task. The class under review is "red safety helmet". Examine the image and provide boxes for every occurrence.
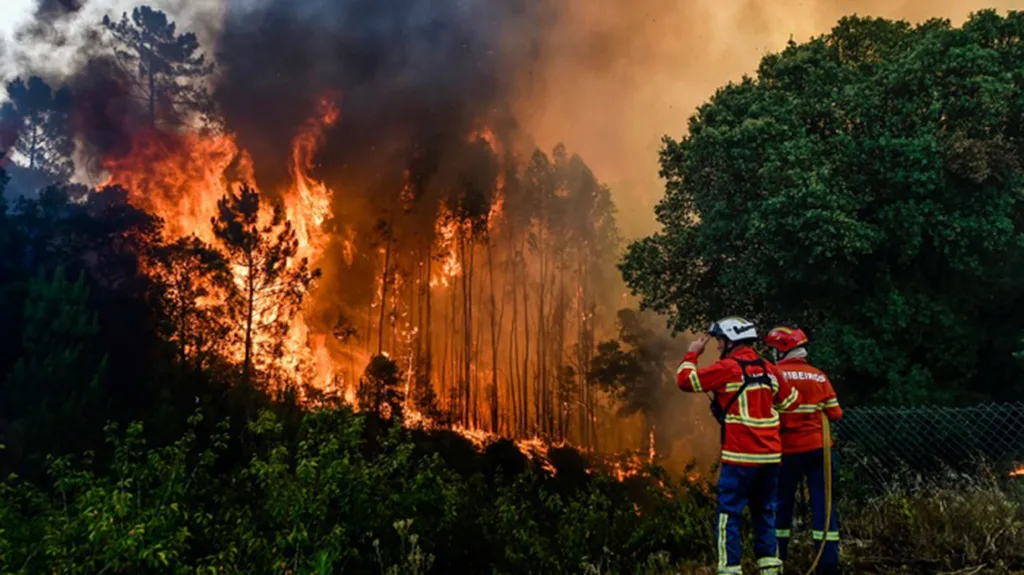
[764,323,808,355]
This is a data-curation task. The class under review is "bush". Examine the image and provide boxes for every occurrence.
[0,407,715,574]
[841,471,1024,573]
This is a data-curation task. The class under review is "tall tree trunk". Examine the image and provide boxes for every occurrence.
[377,225,393,355]
[243,255,256,381]
[508,234,521,435]
[28,118,38,169]
[521,238,533,435]
[487,237,500,433]
[537,224,548,436]
[425,250,433,392]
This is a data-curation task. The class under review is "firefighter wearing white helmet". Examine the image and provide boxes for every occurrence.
[676,316,800,575]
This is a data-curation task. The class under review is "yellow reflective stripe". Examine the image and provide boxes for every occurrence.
[782,404,819,414]
[724,414,779,428]
[677,362,702,392]
[777,387,799,410]
[756,556,783,568]
[812,530,840,541]
[717,567,742,575]
[823,398,840,408]
[718,513,729,571]
[677,361,697,375]
[723,382,777,393]
[721,450,782,464]
[775,529,791,538]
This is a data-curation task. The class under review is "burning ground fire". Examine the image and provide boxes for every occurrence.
[1012,464,1024,478]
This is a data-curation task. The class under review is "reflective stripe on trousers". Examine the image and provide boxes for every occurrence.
[775,448,841,570]
[716,462,783,574]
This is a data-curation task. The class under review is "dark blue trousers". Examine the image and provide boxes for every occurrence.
[777,449,840,571]
[716,463,783,574]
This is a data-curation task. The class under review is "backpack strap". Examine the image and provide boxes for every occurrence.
[712,358,774,445]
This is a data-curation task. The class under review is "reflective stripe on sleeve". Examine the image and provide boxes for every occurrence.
[777,387,799,410]
[677,362,702,392]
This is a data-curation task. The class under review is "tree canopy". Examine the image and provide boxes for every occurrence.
[621,11,1024,405]
[0,76,75,181]
[103,6,214,127]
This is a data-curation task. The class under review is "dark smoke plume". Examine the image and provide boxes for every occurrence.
[214,0,558,195]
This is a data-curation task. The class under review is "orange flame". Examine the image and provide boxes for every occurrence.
[1011,464,1024,478]
[103,100,343,395]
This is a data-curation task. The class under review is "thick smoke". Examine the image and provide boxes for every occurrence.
[214,0,555,194]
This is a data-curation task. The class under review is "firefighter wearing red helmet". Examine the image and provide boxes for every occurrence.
[764,323,843,575]
[677,316,800,575]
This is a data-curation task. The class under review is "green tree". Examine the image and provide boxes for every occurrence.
[103,6,214,127]
[212,183,319,382]
[621,11,1024,404]
[149,235,232,370]
[2,267,108,465]
[0,76,74,180]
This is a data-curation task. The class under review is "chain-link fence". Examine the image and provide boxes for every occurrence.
[833,402,1024,492]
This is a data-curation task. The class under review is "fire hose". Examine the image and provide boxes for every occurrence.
[804,410,833,575]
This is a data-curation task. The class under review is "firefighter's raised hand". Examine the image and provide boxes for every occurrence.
[688,335,710,356]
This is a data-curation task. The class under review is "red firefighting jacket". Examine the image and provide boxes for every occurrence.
[677,346,800,466]
[775,357,843,454]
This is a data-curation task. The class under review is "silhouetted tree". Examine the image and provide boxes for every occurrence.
[358,353,404,421]
[589,309,676,454]
[103,6,214,127]
[150,235,232,370]
[0,76,74,180]
[212,183,319,382]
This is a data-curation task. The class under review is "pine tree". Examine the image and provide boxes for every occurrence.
[3,267,108,463]
[103,6,214,127]
[211,183,319,382]
[0,76,74,180]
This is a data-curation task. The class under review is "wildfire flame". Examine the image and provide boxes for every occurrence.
[1011,464,1024,478]
[97,97,663,485]
[103,99,342,394]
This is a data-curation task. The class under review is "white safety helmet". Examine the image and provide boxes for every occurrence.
[708,316,758,344]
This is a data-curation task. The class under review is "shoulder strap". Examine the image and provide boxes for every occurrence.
[714,358,774,444]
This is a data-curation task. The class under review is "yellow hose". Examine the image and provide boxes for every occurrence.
[805,411,833,575]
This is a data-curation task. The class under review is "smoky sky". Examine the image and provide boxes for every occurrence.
[214,0,557,195]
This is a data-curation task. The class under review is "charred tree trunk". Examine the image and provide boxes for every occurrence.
[425,251,433,391]
[487,237,500,432]
[537,225,548,436]
[377,224,393,355]
[242,253,256,381]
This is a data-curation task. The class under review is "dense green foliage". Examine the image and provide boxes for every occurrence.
[0,406,714,574]
[622,11,1024,405]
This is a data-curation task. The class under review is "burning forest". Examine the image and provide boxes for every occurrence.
[0,0,706,465]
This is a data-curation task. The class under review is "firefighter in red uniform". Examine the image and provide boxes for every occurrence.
[764,323,843,575]
[677,317,800,575]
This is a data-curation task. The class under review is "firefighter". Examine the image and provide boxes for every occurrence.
[677,316,800,575]
[764,323,843,575]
